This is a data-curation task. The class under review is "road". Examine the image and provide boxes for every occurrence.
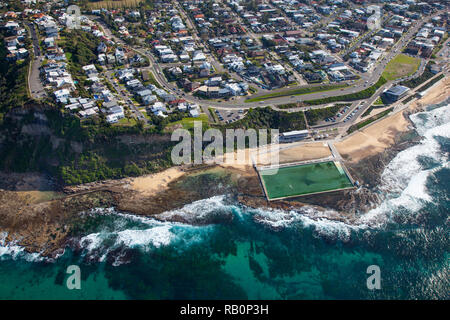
[104,70,148,123]
[26,22,46,99]
[91,9,446,134]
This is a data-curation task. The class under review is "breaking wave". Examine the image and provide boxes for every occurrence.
[75,203,224,265]
[359,102,450,228]
[1,103,448,263]
[0,233,43,262]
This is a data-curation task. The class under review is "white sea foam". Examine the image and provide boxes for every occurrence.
[359,103,450,227]
[0,232,43,262]
[251,103,450,236]
[2,104,448,261]
[116,226,174,249]
[153,195,233,223]
[250,206,359,241]
[81,104,450,248]
[77,206,217,261]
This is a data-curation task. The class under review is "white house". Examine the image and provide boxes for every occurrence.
[106,105,125,123]
[192,50,206,62]
[54,89,71,104]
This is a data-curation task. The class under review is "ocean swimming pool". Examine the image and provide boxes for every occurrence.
[259,161,354,200]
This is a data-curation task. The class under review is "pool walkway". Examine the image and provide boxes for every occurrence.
[328,142,355,185]
[327,142,342,161]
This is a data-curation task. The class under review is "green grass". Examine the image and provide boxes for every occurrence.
[245,84,348,103]
[260,161,354,200]
[248,86,257,94]
[208,107,219,123]
[382,54,420,81]
[114,117,137,127]
[167,114,209,130]
[304,76,387,105]
[399,62,435,88]
[373,97,384,106]
[225,107,306,132]
[305,105,342,125]
[145,71,162,89]
[361,104,386,118]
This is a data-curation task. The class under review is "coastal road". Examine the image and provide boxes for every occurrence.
[26,22,46,100]
[90,19,369,110]
[90,9,445,134]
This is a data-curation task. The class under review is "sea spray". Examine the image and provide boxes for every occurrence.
[0,232,43,262]
[0,103,448,299]
[359,102,450,228]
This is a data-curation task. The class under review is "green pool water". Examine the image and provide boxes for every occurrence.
[259,161,354,200]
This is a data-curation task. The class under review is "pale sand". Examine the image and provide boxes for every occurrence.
[408,76,450,112]
[335,111,410,163]
[128,167,185,195]
[124,76,449,194]
[259,142,332,164]
[16,191,63,205]
[218,142,332,167]
[336,76,449,163]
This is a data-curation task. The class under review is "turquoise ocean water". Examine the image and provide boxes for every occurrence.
[0,102,449,300]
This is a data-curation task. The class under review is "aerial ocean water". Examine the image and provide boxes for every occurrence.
[0,101,449,300]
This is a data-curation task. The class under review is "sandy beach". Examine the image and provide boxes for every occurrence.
[128,167,185,195]
[335,111,411,163]
[122,76,449,195]
[336,76,449,163]
[124,141,332,196]
[1,77,447,257]
[258,142,332,164]
[408,76,450,112]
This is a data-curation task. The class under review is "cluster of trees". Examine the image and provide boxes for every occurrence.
[416,73,445,93]
[347,108,393,134]
[0,32,31,121]
[305,105,342,125]
[0,132,54,172]
[0,105,176,185]
[57,133,174,185]
[304,76,387,105]
[60,30,100,71]
[399,62,435,88]
[277,103,301,110]
[142,71,162,89]
[58,151,170,186]
[59,30,101,97]
[147,110,190,132]
[244,0,258,12]
[100,12,120,32]
[225,107,306,132]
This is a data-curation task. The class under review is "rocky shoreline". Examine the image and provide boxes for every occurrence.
[0,107,428,258]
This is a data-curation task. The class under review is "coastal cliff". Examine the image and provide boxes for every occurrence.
[0,78,448,257]
[0,133,415,257]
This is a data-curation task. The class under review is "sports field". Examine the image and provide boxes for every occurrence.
[259,161,354,200]
[382,54,421,81]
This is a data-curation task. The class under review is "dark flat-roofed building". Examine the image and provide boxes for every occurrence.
[383,85,410,102]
